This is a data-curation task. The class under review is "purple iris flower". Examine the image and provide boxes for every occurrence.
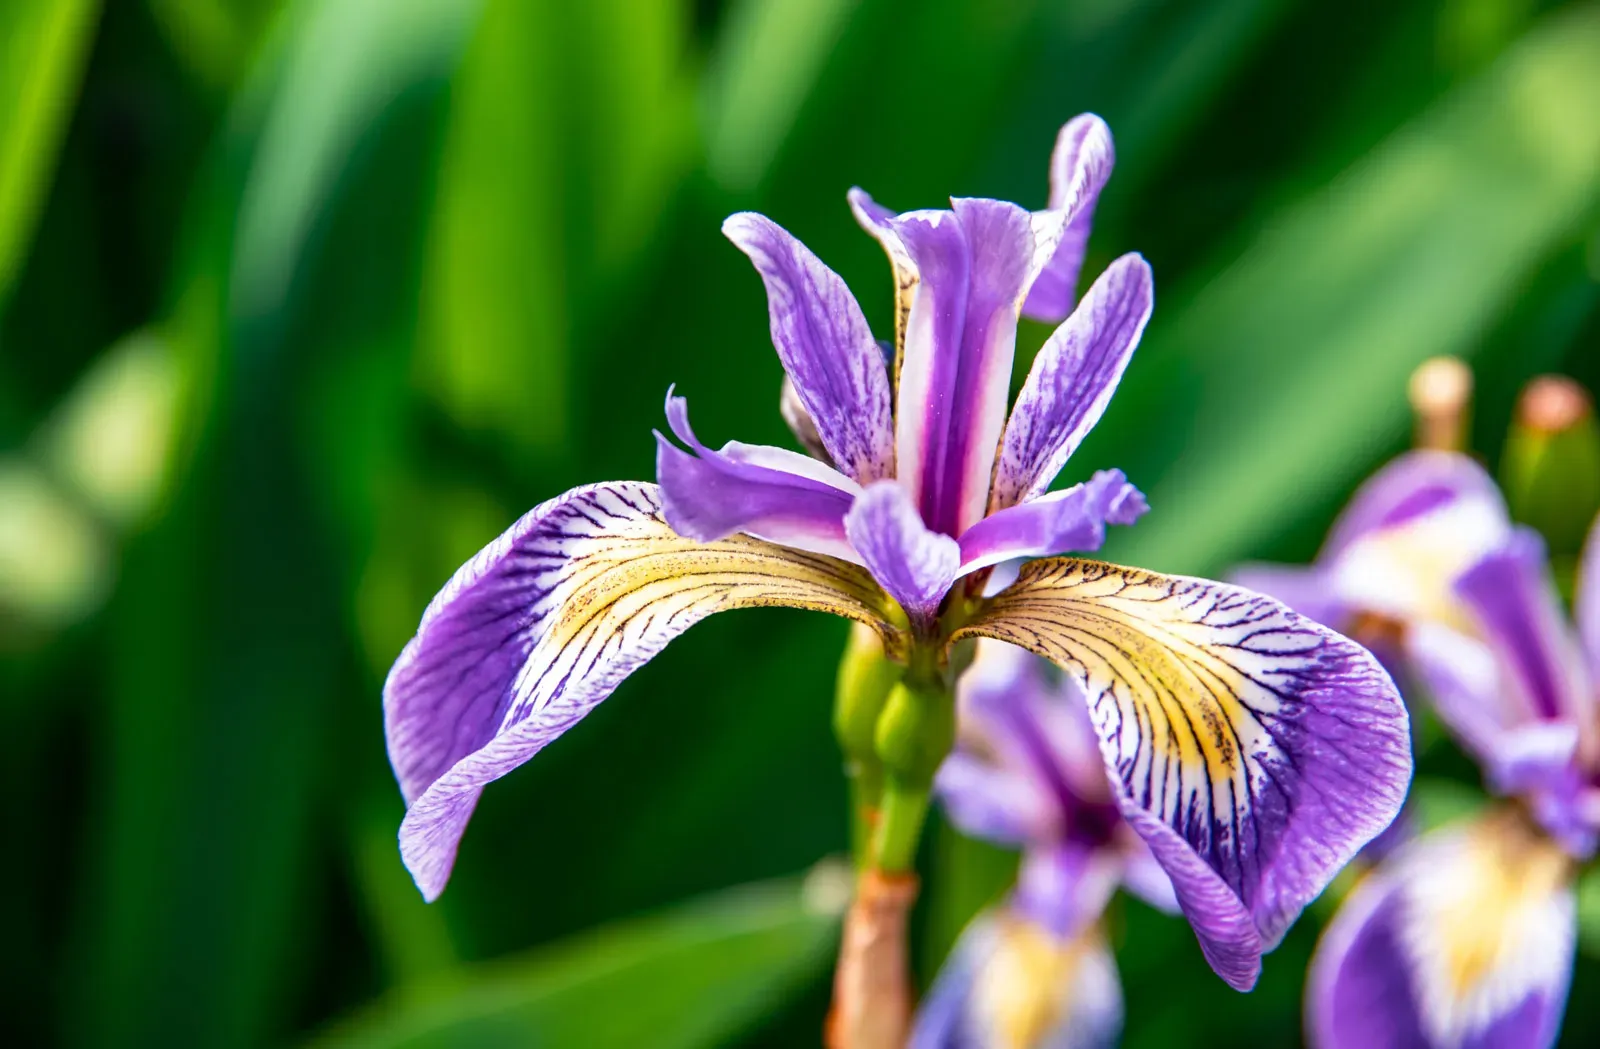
[912,641,1179,1049]
[1234,450,1515,665]
[1307,516,1600,1049]
[382,115,1411,991]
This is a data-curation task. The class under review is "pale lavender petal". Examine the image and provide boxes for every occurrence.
[1578,512,1600,683]
[1117,839,1180,914]
[949,640,1120,840]
[1324,450,1506,559]
[655,392,860,562]
[1229,562,1347,628]
[385,482,895,900]
[1306,813,1575,1049]
[957,469,1146,575]
[936,751,1048,846]
[993,256,1153,510]
[1406,621,1528,763]
[958,562,1414,990]
[1022,115,1116,324]
[1012,841,1122,940]
[844,481,960,628]
[912,911,1122,1049]
[723,213,894,483]
[1455,529,1593,737]
[850,195,1035,536]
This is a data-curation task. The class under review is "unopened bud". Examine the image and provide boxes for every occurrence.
[1408,356,1473,451]
[1502,375,1600,560]
[874,677,956,787]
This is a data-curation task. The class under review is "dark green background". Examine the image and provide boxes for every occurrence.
[4,0,1600,1045]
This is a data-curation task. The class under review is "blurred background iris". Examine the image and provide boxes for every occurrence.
[3,0,1600,1045]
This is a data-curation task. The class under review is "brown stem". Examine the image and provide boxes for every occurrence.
[825,870,919,1049]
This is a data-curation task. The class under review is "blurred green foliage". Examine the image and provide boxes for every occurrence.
[3,0,1600,1046]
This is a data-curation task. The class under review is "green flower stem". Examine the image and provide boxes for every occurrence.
[869,663,955,874]
[833,623,901,868]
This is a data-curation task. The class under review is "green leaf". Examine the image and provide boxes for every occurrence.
[0,0,98,311]
[702,0,861,193]
[1093,4,1600,576]
[310,869,848,1049]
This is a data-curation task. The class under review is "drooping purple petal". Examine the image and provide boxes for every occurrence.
[947,641,1121,843]
[993,256,1152,510]
[911,911,1122,1049]
[1012,840,1123,940]
[384,481,897,900]
[722,213,895,483]
[1306,811,1576,1049]
[843,481,960,629]
[936,750,1049,847]
[957,469,1146,575]
[957,560,1413,990]
[850,194,1036,536]
[655,392,860,562]
[1022,115,1116,324]
[1405,621,1527,762]
[1577,512,1600,684]
[1455,528,1594,746]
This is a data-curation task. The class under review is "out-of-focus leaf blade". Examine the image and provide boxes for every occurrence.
[231,0,481,327]
[703,0,860,193]
[1094,4,1600,576]
[0,0,98,310]
[311,870,847,1049]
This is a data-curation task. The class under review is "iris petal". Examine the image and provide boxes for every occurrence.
[722,212,895,483]
[1306,810,1575,1049]
[954,559,1412,989]
[384,481,898,899]
[992,256,1153,511]
[1022,114,1116,324]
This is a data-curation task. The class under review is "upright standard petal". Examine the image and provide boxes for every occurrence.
[912,912,1122,1049]
[844,481,960,631]
[384,482,899,900]
[958,469,1146,575]
[850,195,1036,536]
[1022,114,1116,324]
[723,213,895,483]
[655,392,861,562]
[993,255,1153,510]
[954,559,1412,990]
[1306,808,1575,1049]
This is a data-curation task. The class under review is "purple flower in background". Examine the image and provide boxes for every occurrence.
[382,114,1411,990]
[1234,449,1513,665]
[1308,517,1600,1049]
[912,641,1179,1048]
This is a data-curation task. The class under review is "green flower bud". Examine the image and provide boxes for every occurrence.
[833,623,903,769]
[1501,375,1600,562]
[873,676,956,788]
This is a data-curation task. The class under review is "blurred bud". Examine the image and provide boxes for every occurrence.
[1408,355,1474,451]
[833,622,902,768]
[779,376,833,463]
[1501,375,1600,559]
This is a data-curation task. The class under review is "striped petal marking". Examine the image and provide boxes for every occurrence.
[385,481,901,900]
[953,559,1411,990]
